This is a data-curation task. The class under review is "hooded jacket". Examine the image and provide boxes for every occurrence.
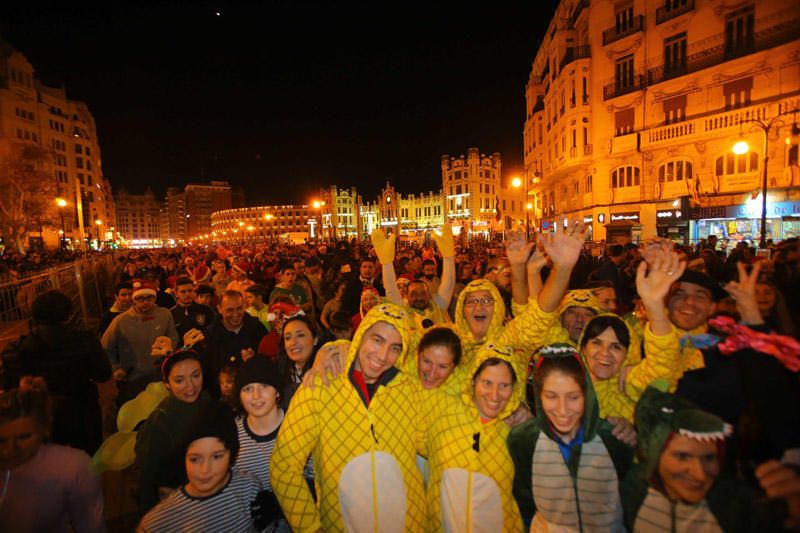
[450,279,557,394]
[579,314,682,422]
[420,344,527,532]
[270,303,427,533]
[542,289,605,347]
[621,385,788,532]
[508,345,634,532]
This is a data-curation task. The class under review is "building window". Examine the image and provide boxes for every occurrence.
[573,182,580,195]
[75,144,83,154]
[615,54,635,90]
[615,3,635,33]
[659,160,693,182]
[615,108,635,136]
[664,32,687,75]
[723,77,752,110]
[582,77,589,104]
[570,79,576,107]
[663,94,687,125]
[611,166,641,188]
[586,175,593,193]
[715,152,759,176]
[725,5,755,57]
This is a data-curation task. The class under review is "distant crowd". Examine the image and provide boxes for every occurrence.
[1,229,799,532]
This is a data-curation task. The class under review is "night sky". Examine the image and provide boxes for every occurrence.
[1,1,557,204]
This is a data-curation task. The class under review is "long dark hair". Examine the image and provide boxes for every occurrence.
[579,315,630,351]
[276,314,320,384]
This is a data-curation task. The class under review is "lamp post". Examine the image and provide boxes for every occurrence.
[732,107,798,249]
[94,219,103,250]
[511,175,530,238]
[55,198,67,250]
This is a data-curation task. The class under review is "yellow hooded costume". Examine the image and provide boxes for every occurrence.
[447,279,556,393]
[542,289,605,347]
[580,313,684,422]
[270,303,427,533]
[419,344,526,532]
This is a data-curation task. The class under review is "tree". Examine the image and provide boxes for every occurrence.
[0,143,58,253]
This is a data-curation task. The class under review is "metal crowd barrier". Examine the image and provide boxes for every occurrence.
[0,254,122,346]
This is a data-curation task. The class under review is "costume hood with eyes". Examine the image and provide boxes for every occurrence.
[542,289,605,347]
[578,313,683,422]
[271,303,428,532]
[621,384,788,532]
[418,343,527,532]
[449,278,557,395]
[508,343,634,531]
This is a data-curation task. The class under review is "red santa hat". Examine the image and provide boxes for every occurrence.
[132,279,157,298]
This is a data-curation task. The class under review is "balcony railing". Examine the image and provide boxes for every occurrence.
[603,15,644,46]
[648,15,800,85]
[603,74,645,100]
[559,45,591,71]
[656,0,695,25]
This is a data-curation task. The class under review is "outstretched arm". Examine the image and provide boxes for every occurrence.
[432,226,456,309]
[536,221,587,312]
[505,229,535,306]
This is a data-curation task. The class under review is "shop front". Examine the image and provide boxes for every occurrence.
[656,208,688,245]
[582,215,594,242]
[604,211,641,243]
[692,200,800,244]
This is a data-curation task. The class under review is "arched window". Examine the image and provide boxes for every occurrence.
[659,160,693,182]
[611,166,641,188]
[715,151,759,176]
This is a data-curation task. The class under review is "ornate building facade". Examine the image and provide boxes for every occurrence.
[524,0,800,244]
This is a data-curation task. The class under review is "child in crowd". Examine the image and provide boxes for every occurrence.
[218,365,237,410]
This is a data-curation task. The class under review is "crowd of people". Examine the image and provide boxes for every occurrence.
[1,228,800,532]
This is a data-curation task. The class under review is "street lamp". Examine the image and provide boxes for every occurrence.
[511,175,529,238]
[731,107,798,249]
[55,198,67,250]
[94,219,103,249]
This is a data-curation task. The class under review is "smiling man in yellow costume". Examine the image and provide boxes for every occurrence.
[271,303,427,533]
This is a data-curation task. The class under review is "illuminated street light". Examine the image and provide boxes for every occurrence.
[511,176,522,188]
[313,200,321,209]
[55,198,67,250]
[732,106,799,248]
[56,197,67,208]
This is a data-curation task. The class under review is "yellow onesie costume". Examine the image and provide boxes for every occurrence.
[448,279,557,392]
[420,343,526,532]
[270,303,427,533]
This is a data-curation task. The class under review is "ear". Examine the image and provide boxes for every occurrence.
[314,337,319,346]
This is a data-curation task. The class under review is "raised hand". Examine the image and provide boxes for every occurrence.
[371,228,396,265]
[636,244,686,305]
[504,228,535,267]
[538,221,587,270]
[724,261,764,325]
[433,225,455,258]
[150,336,173,358]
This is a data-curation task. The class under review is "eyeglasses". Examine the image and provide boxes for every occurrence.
[134,295,156,302]
[464,297,494,307]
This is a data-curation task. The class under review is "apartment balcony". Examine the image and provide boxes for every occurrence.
[647,14,800,85]
[642,97,800,148]
[602,74,645,100]
[656,0,694,25]
[603,15,644,46]
[559,45,591,71]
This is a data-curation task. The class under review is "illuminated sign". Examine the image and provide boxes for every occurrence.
[656,210,683,220]
[582,216,592,223]
[610,212,639,222]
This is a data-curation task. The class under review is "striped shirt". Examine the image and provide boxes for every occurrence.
[236,413,314,489]
[138,469,262,533]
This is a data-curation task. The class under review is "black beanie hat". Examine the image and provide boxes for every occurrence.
[181,402,239,465]
[234,355,283,398]
[674,269,727,301]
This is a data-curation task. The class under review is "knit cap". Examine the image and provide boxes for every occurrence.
[181,402,239,465]
[235,355,282,397]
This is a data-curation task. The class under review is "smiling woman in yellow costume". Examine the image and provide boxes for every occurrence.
[580,244,687,422]
[270,303,427,533]
[420,343,528,532]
